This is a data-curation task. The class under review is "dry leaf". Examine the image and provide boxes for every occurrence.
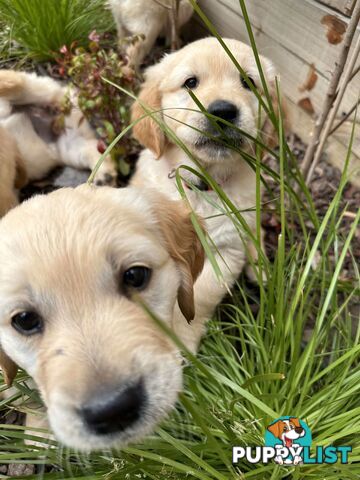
[299,64,318,92]
[321,15,346,45]
[298,97,315,115]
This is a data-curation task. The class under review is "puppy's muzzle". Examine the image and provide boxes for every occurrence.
[79,379,145,435]
[196,99,242,151]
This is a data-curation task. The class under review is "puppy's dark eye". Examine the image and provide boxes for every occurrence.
[183,76,199,90]
[123,266,151,290]
[11,311,44,336]
[240,74,256,90]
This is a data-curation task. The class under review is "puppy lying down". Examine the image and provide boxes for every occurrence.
[0,70,117,185]
[0,185,204,450]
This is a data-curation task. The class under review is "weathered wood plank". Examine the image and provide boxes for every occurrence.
[316,0,356,16]
[217,0,359,77]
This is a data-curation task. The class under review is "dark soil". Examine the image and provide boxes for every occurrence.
[262,134,360,281]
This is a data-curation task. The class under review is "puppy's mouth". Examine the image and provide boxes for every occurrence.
[194,130,243,153]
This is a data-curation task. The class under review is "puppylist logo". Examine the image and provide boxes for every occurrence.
[233,416,352,466]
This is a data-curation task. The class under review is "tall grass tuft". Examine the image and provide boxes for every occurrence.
[0,0,113,61]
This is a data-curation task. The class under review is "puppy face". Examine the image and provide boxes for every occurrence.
[0,185,204,450]
[132,38,279,165]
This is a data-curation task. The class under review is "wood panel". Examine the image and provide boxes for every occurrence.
[317,0,357,15]
[216,0,358,81]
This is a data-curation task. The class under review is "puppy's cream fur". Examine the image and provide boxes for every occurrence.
[132,38,285,350]
[0,70,116,184]
[109,0,195,68]
[0,126,27,218]
[0,185,204,450]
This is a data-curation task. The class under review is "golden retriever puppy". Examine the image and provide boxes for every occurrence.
[131,37,284,351]
[109,0,195,68]
[0,185,204,450]
[0,70,116,185]
[0,126,27,217]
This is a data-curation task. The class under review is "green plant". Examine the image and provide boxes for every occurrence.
[0,0,114,61]
[57,34,141,178]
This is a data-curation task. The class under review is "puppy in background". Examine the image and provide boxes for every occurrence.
[132,37,286,351]
[0,185,204,451]
[0,70,117,185]
[109,0,195,69]
[0,126,27,217]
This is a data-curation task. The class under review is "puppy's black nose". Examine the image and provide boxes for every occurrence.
[208,100,238,123]
[81,381,145,435]
[295,427,304,435]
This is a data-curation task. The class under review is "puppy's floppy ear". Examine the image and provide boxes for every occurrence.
[131,67,167,158]
[267,420,284,439]
[155,199,205,323]
[0,348,18,386]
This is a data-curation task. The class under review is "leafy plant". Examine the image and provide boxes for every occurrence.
[0,0,114,61]
[57,33,141,179]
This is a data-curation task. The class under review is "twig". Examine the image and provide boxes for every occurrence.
[301,0,360,181]
[170,0,181,51]
[306,34,360,183]
[151,0,181,50]
[329,98,360,136]
[349,63,360,83]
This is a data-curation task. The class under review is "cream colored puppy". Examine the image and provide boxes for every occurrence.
[0,126,27,217]
[0,70,116,185]
[0,185,204,450]
[109,0,195,68]
[132,37,284,351]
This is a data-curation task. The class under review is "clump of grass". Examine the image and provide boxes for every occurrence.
[0,0,114,61]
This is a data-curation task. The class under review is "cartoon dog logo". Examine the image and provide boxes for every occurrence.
[267,417,306,465]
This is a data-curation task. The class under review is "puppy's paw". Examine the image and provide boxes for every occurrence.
[245,262,267,284]
[94,172,118,187]
[93,158,118,187]
[0,70,24,98]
